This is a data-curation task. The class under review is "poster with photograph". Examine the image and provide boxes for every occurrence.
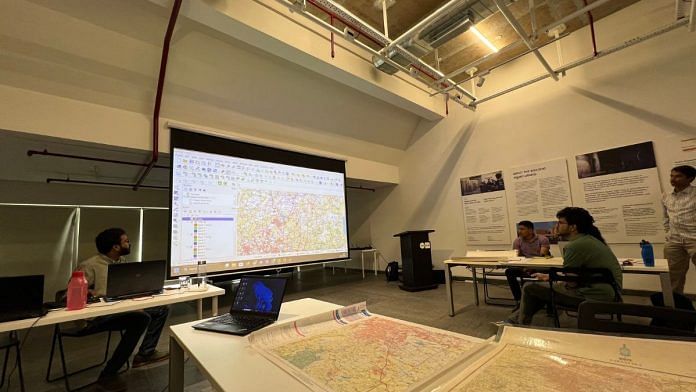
[509,159,573,244]
[460,171,511,245]
[572,141,663,244]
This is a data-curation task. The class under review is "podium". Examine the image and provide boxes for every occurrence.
[393,230,438,292]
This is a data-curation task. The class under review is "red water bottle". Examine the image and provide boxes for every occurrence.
[67,271,88,310]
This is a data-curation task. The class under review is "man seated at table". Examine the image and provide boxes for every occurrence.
[508,207,622,325]
[74,228,169,391]
[506,221,550,306]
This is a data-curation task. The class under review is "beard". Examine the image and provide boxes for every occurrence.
[120,247,131,256]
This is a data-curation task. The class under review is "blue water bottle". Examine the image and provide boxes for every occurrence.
[640,240,654,267]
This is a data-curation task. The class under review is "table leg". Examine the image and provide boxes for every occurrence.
[374,252,378,276]
[659,272,675,308]
[212,296,219,316]
[197,299,203,319]
[471,267,480,306]
[445,264,454,317]
[169,336,184,392]
[361,252,365,279]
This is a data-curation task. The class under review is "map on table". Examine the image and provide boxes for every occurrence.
[249,302,484,392]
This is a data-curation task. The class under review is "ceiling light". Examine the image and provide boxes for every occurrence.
[470,26,498,53]
[476,76,486,87]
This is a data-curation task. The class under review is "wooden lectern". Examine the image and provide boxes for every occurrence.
[393,230,438,292]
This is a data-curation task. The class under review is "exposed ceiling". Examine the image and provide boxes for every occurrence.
[302,0,641,93]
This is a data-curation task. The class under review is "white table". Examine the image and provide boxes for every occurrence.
[444,258,674,316]
[168,298,342,392]
[0,285,225,334]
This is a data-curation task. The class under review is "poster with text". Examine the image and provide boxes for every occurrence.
[509,159,572,245]
[460,170,511,245]
[572,141,663,244]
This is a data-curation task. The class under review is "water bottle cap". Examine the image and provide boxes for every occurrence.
[71,271,85,278]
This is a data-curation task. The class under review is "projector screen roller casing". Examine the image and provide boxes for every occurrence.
[168,129,349,278]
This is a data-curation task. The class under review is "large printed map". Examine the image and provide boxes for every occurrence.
[236,190,345,255]
[269,316,480,392]
[451,344,696,391]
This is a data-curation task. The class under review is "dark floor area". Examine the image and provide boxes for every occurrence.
[1,267,653,391]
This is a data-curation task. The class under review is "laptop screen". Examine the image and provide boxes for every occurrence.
[0,275,44,312]
[231,276,287,315]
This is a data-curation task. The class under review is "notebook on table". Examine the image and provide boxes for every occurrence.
[106,260,166,301]
[0,274,48,322]
[193,275,288,336]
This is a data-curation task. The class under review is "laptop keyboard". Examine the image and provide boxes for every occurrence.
[214,314,269,329]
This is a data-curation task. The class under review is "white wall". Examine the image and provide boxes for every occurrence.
[366,0,696,293]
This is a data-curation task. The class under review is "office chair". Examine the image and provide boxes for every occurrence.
[548,267,622,328]
[46,290,128,392]
[578,301,696,338]
[1,331,25,392]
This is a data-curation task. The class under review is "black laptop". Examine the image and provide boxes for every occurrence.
[106,260,166,301]
[0,275,48,322]
[193,275,288,336]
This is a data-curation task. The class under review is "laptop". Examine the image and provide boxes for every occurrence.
[0,275,48,322]
[106,260,166,301]
[193,275,288,336]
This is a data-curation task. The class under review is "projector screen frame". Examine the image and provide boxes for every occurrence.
[167,128,350,280]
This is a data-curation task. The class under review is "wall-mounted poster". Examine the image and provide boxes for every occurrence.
[460,170,511,245]
[571,141,663,244]
[509,159,573,244]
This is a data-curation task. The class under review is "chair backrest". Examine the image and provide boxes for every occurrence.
[549,267,621,300]
[578,301,696,337]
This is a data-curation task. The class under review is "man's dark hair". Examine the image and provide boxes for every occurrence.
[517,220,534,230]
[556,207,606,244]
[96,228,126,254]
[672,165,696,180]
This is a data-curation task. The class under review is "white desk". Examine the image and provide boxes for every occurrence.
[0,285,225,334]
[444,258,674,316]
[168,298,342,392]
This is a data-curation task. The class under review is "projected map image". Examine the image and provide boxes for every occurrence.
[451,344,696,391]
[237,190,346,255]
[269,316,480,392]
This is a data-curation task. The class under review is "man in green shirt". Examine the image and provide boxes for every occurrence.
[510,207,622,325]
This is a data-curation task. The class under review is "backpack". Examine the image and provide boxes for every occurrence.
[385,261,399,282]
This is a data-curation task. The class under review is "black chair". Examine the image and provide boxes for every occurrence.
[578,301,696,337]
[481,268,517,306]
[0,331,25,392]
[548,267,622,328]
[46,291,128,391]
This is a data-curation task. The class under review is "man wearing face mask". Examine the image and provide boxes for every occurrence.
[74,228,169,391]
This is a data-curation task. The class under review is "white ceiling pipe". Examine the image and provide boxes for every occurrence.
[382,0,389,37]
[542,0,611,33]
[493,0,559,81]
[689,0,695,32]
[473,18,688,106]
[282,0,477,105]
[379,0,472,55]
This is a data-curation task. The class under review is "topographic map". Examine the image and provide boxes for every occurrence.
[236,190,345,255]
[249,304,482,392]
[450,344,696,391]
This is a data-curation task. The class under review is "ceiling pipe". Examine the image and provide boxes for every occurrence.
[472,18,688,106]
[689,0,695,32]
[133,0,182,191]
[582,0,598,56]
[47,177,168,190]
[27,149,170,169]
[542,0,611,34]
[493,0,558,81]
[281,0,476,104]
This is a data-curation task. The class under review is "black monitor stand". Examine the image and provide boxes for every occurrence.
[393,230,438,292]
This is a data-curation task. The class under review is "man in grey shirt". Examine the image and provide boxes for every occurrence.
[662,165,696,294]
[75,228,169,391]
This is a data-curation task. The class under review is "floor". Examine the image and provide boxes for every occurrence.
[1,267,653,391]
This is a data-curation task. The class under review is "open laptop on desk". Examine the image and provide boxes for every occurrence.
[0,275,48,322]
[193,275,288,336]
[106,260,166,301]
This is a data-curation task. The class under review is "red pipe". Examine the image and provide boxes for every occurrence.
[330,15,335,58]
[134,0,183,190]
[583,0,598,56]
[28,149,170,169]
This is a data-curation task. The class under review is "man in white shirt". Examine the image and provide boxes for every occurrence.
[662,165,696,294]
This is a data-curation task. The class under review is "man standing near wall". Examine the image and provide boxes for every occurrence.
[662,165,696,294]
